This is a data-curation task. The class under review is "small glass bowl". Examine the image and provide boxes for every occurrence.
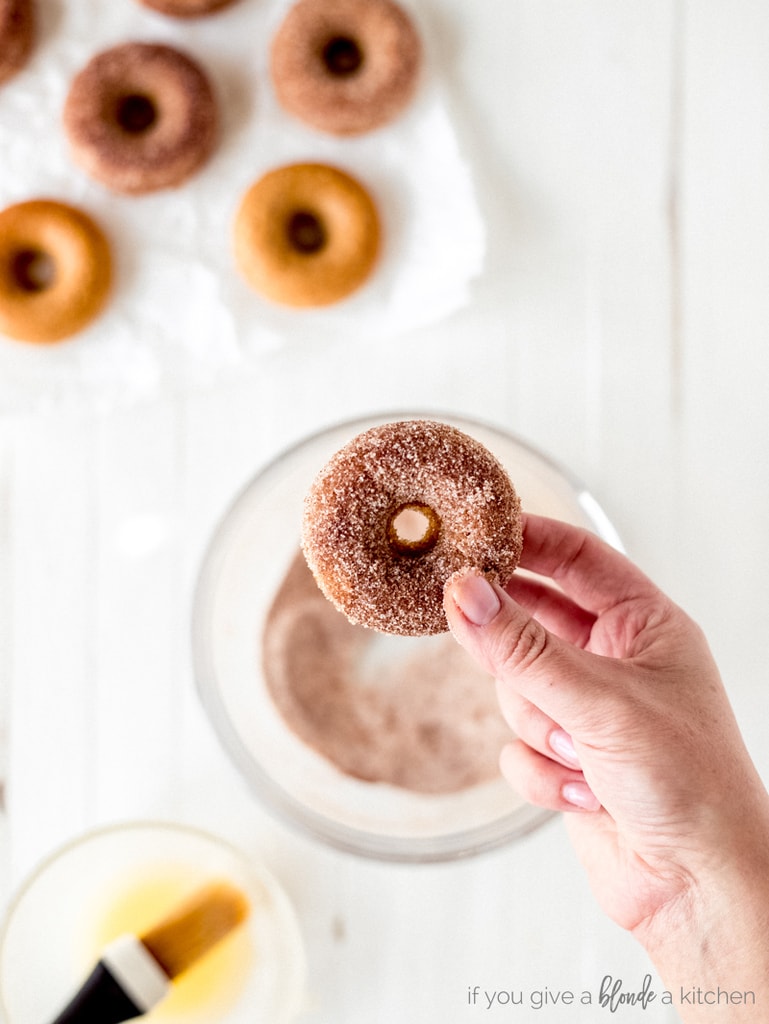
[192,412,622,863]
[0,821,306,1024]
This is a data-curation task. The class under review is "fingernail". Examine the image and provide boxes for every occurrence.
[549,729,580,767]
[450,572,501,626]
[562,781,601,811]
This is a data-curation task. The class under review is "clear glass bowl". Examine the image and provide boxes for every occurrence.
[0,820,306,1024]
[192,412,622,863]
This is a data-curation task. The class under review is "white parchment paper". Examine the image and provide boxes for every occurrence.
[0,0,485,413]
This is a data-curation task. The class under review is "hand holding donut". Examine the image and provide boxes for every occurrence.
[444,513,769,1020]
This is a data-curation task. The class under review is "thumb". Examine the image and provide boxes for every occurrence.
[444,569,611,729]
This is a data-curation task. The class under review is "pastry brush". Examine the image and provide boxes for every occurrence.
[49,881,250,1024]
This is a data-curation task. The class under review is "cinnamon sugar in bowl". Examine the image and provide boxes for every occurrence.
[192,413,622,862]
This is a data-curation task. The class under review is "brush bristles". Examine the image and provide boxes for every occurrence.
[139,881,250,980]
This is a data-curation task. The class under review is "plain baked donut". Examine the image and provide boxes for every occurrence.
[0,0,35,86]
[233,162,380,307]
[301,420,523,636]
[136,0,241,16]
[270,0,422,136]
[0,199,112,343]
[62,42,218,195]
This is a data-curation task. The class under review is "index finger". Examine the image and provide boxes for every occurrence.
[515,513,659,615]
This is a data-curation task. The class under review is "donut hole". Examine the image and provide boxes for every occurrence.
[115,93,158,134]
[321,35,363,76]
[11,248,56,293]
[388,504,441,557]
[286,211,327,254]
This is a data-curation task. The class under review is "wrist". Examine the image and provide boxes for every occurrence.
[636,841,769,1021]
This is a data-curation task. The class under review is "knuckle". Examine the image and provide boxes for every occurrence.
[500,740,561,810]
[497,690,539,738]
[514,696,544,736]
[517,770,554,809]
[497,616,549,677]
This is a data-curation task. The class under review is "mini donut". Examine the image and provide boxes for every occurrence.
[0,0,35,86]
[136,0,240,16]
[62,42,218,195]
[302,420,523,636]
[233,162,380,307]
[270,0,422,136]
[0,199,112,343]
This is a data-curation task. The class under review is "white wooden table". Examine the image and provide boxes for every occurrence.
[2,2,769,1021]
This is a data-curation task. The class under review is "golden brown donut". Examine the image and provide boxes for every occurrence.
[270,0,422,136]
[233,162,380,307]
[0,199,112,343]
[136,0,240,16]
[0,0,35,86]
[302,420,524,636]
[62,42,218,195]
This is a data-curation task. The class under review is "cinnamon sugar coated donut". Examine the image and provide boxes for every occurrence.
[234,163,380,307]
[63,42,218,195]
[137,0,239,15]
[301,420,523,636]
[0,199,112,343]
[270,0,422,136]
[0,0,35,85]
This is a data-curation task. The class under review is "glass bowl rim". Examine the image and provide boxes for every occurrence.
[191,409,621,863]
